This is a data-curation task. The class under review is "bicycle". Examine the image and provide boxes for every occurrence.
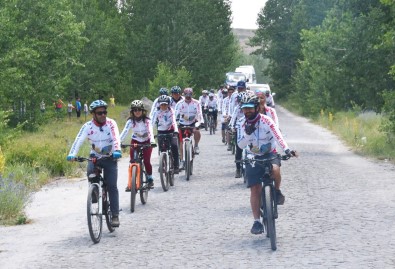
[74,155,116,244]
[237,153,293,251]
[207,108,216,135]
[228,128,236,155]
[122,143,153,213]
[156,133,175,191]
[202,107,209,131]
[179,126,195,181]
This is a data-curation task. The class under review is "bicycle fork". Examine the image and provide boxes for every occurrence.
[90,182,103,215]
[128,163,141,190]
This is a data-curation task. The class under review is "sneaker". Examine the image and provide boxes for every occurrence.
[276,190,285,205]
[235,169,241,178]
[111,215,120,227]
[125,186,131,192]
[179,161,185,170]
[222,138,225,143]
[174,167,179,174]
[227,146,232,151]
[194,146,200,154]
[250,221,263,234]
[147,176,154,188]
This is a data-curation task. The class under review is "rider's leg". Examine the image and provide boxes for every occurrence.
[250,183,262,220]
[142,146,153,177]
[193,129,201,147]
[101,159,119,216]
[272,164,281,190]
[171,134,179,168]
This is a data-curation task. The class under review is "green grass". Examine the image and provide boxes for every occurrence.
[0,105,129,224]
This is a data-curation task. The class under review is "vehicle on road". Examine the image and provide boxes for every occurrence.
[235,65,256,84]
[225,72,246,87]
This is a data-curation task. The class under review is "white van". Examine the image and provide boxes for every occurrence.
[235,65,256,84]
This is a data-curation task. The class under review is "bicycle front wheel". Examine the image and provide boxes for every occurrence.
[169,153,175,187]
[103,188,115,233]
[87,184,102,244]
[159,152,169,192]
[140,165,148,204]
[185,142,191,181]
[130,165,137,213]
[264,185,277,251]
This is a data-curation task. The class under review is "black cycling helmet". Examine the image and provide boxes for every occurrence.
[171,86,182,94]
[159,88,169,95]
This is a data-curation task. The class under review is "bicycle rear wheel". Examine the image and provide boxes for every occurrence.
[159,152,169,191]
[264,185,277,250]
[169,153,175,187]
[130,165,137,213]
[103,188,115,232]
[140,166,148,204]
[87,184,102,244]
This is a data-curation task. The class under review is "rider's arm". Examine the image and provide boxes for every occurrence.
[108,119,121,151]
[196,100,204,124]
[262,115,289,152]
[146,118,156,144]
[171,108,179,133]
[68,122,89,156]
[119,119,132,143]
[229,106,239,128]
[268,107,279,129]
[149,98,158,119]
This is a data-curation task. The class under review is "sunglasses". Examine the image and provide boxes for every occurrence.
[95,111,108,116]
[131,108,142,112]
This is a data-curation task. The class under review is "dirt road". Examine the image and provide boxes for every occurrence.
[1,106,394,268]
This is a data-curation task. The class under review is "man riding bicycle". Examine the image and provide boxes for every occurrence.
[237,92,296,235]
[67,100,122,227]
[204,93,218,130]
[175,87,204,158]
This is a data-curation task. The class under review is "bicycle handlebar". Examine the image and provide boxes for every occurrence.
[121,143,153,149]
[235,153,295,163]
[74,155,113,162]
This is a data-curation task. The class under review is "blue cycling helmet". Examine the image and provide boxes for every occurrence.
[159,88,169,95]
[237,81,246,88]
[89,100,108,112]
[171,86,182,94]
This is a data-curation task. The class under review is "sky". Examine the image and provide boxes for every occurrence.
[231,0,268,29]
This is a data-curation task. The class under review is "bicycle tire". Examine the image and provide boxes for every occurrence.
[169,153,175,186]
[130,165,137,213]
[185,142,191,181]
[103,188,115,233]
[140,163,148,204]
[264,185,277,250]
[87,184,102,244]
[159,152,169,192]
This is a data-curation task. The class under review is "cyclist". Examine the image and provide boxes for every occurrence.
[237,92,295,235]
[175,87,203,158]
[149,87,169,119]
[219,88,229,143]
[120,100,157,188]
[265,89,275,108]
[67,100,122,227]
[229,92,248,178]
[223,86,235,149]
[256,89,279,128]
[170,85,184,110]
[204,93,218,130]
[228,81,249,119]
[152,95,180,174]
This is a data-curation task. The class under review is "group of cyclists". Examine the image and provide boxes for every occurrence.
[66,82,296,235]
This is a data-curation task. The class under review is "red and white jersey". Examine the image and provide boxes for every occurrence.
[68,118,121,157]
[175,98,204,125]
[237,114,289,156]
[262,106,279,128]
[152,107,179,133]
[229,104,244,129]
[120,118,155,143]
[170,96,184,110]
[149,97,161,119]
[204,99,218,110]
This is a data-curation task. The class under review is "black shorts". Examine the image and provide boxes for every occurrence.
[245,153,281,188]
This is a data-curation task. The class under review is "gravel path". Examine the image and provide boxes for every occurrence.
[1,106,394,269]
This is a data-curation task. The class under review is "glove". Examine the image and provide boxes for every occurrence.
[244,123,256,135]
[285,149,295,158]
[150,142,157,148]
[113,150,122,159]
[194,122,200,128]
[66,155,75,161]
